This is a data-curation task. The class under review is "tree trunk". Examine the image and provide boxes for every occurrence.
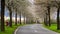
[47,6,51,26]
[24,15,26,24]
[20,14,21,24]
[1,0,5,31]
[15,12,17,25]
[44,17,47,26]
[9,11,12,27]
[45,13,48,26]
[28,18,31,24]
[57,8,60,30]
[26,17,28,24]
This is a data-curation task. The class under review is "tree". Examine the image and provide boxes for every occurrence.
[7,0,13,27]
[15,9,17,25]
[19,10,21,24]
[1,0,5,31]
[47,6,51,26]
[57,7,60,30]
[51,0,60,30]
[9,9,12,27]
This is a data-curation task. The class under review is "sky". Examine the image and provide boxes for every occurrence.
[5,7,24,18]
[4,7,24,21]
[29,0,34,4]
[5,7,9,17]
[0,7,24,21]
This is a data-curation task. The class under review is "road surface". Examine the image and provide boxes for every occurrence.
[15,24,59,34]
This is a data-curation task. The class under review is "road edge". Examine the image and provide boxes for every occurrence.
[14,26,20,34]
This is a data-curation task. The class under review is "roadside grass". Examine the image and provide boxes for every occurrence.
[44,24,60,33]
[0,24,24,34]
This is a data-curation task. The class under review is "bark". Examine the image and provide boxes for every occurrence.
[26,18,28,24]
[24,16,26,24]
[44,17,47,26]
[47,6,51,26]
[15,12,17,25]
[57,8,60,30]
[1,0,5,31]
[9,11,12,27]
[7,0,12,27]
[25,17,27,24]
[20,14,21,24]
[45,13,48,26]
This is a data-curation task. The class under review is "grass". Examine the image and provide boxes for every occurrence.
[44,24,60,33]
[0,24,24,34]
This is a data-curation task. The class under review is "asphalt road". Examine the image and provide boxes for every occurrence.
[16,24,59,34]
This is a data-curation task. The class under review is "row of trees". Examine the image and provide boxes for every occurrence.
[33,0,60,30]
[0,0,34,31]
[43,0,60,30]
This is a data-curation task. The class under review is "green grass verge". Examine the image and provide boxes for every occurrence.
[0,24,24,34]
[44,24,60,33]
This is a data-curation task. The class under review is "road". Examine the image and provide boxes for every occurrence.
[15,24,59,34]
